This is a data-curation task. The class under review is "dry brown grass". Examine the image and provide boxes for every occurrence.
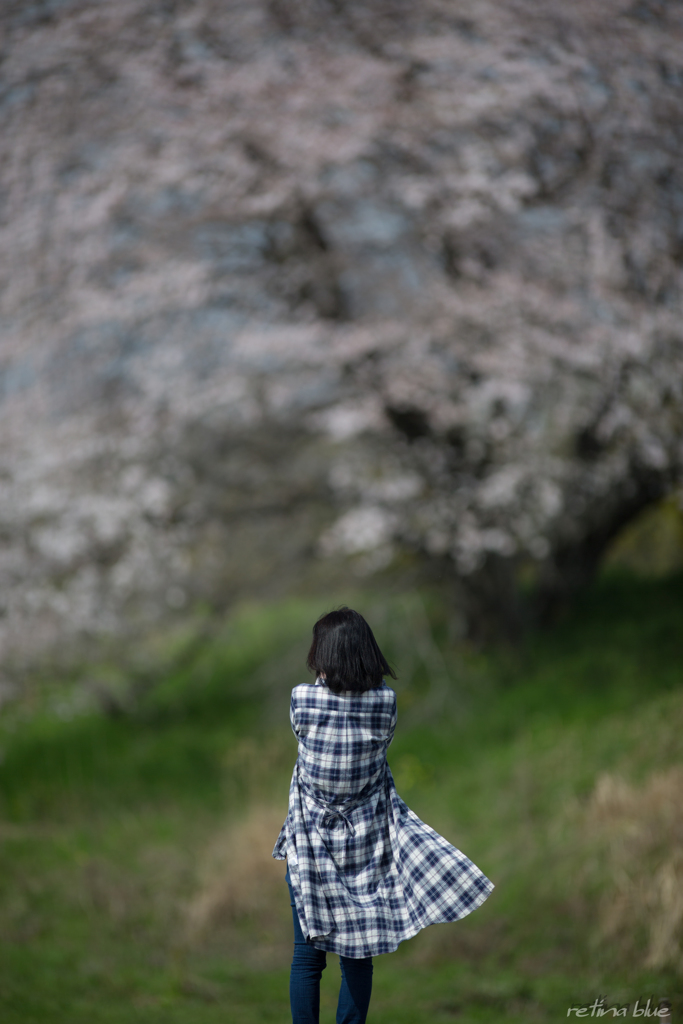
[585,767,683,971]
[183,804,290,958]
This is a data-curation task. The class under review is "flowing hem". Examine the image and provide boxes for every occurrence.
[299,878,495,958]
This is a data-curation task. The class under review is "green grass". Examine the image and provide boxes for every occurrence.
[1,573,682,1022]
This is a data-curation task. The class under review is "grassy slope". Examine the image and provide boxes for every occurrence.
[0,574,682,1023]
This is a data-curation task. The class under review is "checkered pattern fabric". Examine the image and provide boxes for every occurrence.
[273,680,494,958]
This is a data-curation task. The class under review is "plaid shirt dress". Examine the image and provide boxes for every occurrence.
[272,680,494,958]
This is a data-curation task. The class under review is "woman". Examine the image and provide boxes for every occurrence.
[273,607,494,1024]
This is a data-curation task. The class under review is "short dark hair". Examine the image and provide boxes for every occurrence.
[306,607,397,694]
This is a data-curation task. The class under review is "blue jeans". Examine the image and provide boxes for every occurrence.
[286,871,373,1024]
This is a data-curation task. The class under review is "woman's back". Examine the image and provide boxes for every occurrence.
[292,680,396,803]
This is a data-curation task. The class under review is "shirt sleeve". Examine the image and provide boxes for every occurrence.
[289,691,300,738]
[386,691,398,747]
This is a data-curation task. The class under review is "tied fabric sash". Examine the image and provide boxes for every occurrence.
[296,760,387,836]
[320,806,356,834]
